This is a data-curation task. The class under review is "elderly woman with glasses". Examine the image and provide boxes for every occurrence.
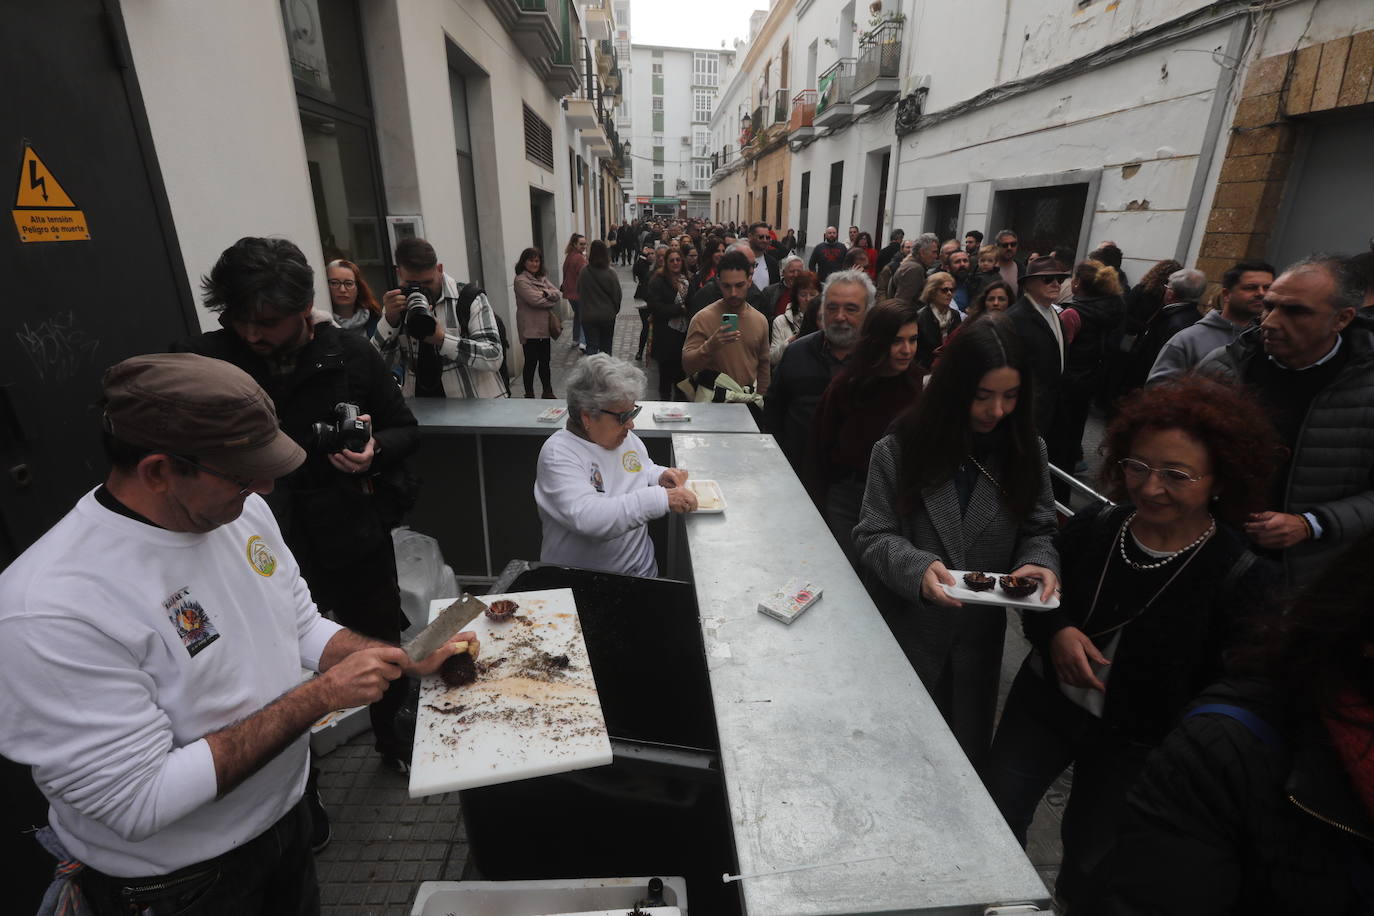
[914,271,961,373]
[982,374,1285,910]
[534,354,698,577]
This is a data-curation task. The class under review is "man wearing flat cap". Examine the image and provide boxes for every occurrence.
[1008,256,1072,435]
[0,353,473,916]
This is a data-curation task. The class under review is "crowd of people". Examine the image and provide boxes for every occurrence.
[3,205,1374,916]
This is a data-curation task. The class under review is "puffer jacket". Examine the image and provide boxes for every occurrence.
[1198,324,1374,586]
[1062,292,1125,391]
[1097,676,1374,915]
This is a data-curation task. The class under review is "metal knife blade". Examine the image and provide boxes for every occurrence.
[402,594,488,662]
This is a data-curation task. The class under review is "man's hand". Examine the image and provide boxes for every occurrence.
[425,325,448,348]
[659,467,690,488]
[666,486,698,513]
[405,631,481,678]
[382,288,408,323]
[328,414,376,474]
[1049,627,1110,693]
[313,646,407,711]
[707,323,742,353]
[1245,511,1310,549]
[920,560,961,607]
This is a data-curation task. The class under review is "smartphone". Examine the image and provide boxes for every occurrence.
[721,313,739,333]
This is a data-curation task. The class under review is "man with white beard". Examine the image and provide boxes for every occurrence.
[764,269,875,469]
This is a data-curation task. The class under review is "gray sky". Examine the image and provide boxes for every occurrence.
[629,0,766,51]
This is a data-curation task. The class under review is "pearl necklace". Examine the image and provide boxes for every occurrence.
[1118,511,1215,571]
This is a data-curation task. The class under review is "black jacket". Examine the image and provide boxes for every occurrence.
[1007,295,1065,434]
[1125,300,1200,391]
[875,241,903,276]
[1024,503,1281,745]
[1098,676,1374,915]
[914,305,961,372]
[177,322,419,564]
[1063,293,1125,390]
[765,331,849,469]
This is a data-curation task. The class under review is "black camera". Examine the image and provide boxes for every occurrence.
[400,283,437,339]
[312,402,372,454]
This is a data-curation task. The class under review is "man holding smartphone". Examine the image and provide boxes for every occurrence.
[682,250,771,399]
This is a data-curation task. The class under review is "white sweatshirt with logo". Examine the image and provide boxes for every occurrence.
[534,428,669,577]
[0,490,342,876]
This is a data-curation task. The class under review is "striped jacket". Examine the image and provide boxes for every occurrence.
[373,272,508,399]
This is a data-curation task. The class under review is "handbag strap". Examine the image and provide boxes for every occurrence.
[1185,703,1283,750]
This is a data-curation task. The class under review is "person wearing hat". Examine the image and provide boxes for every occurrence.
[181,236,420,779]
[0,353,474,916]
[1007,256,1071,435]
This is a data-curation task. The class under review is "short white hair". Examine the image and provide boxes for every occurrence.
[565,354,645,419]
[780,255,803,271]
[821,269,876,310]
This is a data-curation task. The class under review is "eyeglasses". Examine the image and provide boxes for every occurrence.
[938,286,956,294]
[327,279,357,289]
[170,454,256,496]
[596,405,642,425]
[999,242,1017,248]
[1117,458,1209,488]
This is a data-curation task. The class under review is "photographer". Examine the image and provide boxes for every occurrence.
[376,237,509,398]
[180,236,420,780]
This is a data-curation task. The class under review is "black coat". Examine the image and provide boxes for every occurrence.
[1097,676,1374,915]
[1063,293,1125,391]
[1125,300,1200,391]
[764,331,848,469]
[645,273,690,360]
[177,322,419,566]
[1007,296,1065,434]
[914,304,961,371]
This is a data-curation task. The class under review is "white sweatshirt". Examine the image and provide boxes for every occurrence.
[0,490,342,876]
[535,428,670,577]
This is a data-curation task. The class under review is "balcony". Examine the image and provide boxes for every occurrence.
[789,90,817,138]
[582,0,612,40]
[815,57,856,128]
[565,97,598,129]
[853,18,904,105]
[485,0,560,61]
[541,0,581,95]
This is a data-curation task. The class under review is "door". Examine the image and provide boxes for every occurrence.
[0,3,196,907]
[0,1,196,561]
[1272,114,1374,269]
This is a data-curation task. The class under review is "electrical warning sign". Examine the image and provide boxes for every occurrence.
[12,143,90,242]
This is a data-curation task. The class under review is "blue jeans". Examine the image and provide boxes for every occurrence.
[583,320,614,356]
[76,797,319,915]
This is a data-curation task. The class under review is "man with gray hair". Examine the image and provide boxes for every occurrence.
[892,232,940,306]
[1125,267,1206,391]
[1198,255,1374,586]
[760,255,805,317]
[765,269,876,468]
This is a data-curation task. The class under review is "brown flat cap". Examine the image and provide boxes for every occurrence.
[1024,256,1071,281]
[102,353,305,480]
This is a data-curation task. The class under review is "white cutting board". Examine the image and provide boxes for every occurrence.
[409,588,612,798]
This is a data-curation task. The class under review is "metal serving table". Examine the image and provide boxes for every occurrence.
[408,399,756,582]
[673,433,1052,915]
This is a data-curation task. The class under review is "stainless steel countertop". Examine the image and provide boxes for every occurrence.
[409,398,759,436]
[673,433,1051,916]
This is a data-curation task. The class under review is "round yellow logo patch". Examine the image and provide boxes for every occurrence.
[622,451,642,472]
[246,536,277,577]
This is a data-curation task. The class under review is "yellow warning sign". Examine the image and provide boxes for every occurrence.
[12,143,90,242]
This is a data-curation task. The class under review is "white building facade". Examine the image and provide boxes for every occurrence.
[778,0,1373,278]
[628,44,734,220]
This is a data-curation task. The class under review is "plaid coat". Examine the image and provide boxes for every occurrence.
[373,272,508,399]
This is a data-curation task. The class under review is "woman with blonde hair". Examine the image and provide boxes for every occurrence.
[914,271,962,372]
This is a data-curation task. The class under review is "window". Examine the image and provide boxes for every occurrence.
[653,171,664,198]
[693,89,714,123]
[692,51,719,87]
[990,183,1091,258]
[653,146,664,166]
[924,194,961,241]
[826,161,844,229]
[524,104,554,170]
[651,96,663,112]
[652,112,664,131]
[693,161,710,192]
[652,75,664,95]
[761,189,767,224]
[694,128,710,157]
[652,62,663,75]
[652,133,664,146]
[776,180,784,228]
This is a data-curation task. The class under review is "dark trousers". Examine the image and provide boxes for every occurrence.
[568,298,584,346]
[1049,383,1093,501]
[522,338,553,394]
[306,546,408,758]
[654,330,686,400]
[77,798,318,916]
[635,308,651,357]
[583,320,615,356]
[822,478,865,570]
[984,660,1152,905]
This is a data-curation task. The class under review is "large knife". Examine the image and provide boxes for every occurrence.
[402,593,489,662]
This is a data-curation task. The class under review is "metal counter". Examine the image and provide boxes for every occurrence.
[409,399,755,582]
[408,397,759,437]
[673,433,1051,916]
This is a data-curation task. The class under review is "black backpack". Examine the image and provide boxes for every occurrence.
[453,283,512,392]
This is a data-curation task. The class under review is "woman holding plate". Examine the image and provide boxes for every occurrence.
[854,314,1060,770]
[982,374,1284,909]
